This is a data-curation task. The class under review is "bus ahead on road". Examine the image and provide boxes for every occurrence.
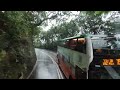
[57,34,120,79]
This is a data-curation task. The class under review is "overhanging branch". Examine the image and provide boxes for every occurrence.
[34,14,57,26]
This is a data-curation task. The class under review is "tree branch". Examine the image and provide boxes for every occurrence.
[34,14,57,26]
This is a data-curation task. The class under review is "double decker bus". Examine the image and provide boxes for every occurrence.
[57,34,120,79]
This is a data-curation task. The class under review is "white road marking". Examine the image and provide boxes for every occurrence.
[27,59,38,79]
[41,51,64,79]
[104,66,120,79]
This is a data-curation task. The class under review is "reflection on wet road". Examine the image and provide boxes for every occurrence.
[29,48,63,79]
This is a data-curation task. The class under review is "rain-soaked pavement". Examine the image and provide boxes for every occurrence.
[28,48,64,79]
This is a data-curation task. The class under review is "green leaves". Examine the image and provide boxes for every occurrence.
[86,11,110,16]
[76,11,114,34]
[94,11,109,16]
[39,20,80,50]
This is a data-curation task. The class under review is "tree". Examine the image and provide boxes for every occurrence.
[0,11,38,79]
[39,20,80,50]
[75,11,115,35]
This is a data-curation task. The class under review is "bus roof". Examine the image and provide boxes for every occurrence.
[60,34,88,41]
[60,34,120,41]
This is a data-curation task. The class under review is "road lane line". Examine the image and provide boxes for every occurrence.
[41,51,64,79]
[41,51,61,79]
[104,66,120,79]
[27,49,38,79]
[49,55,64,79]
[42,50,63,78]
[27,61,37,79]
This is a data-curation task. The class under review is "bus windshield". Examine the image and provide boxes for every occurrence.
[91,37,120,50]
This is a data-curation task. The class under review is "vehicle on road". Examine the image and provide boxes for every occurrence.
[57,34,120,79]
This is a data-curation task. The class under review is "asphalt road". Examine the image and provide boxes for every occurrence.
[28,48,64,79]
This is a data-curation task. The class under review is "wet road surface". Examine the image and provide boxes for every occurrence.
[28,48,64,79]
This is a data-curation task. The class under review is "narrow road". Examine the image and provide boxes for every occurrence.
[28,48,64,79]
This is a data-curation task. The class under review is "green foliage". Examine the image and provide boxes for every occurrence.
[86,11,110,16]
[76,11,115,35]
[38,11,119,50]
[4,11,37,37]
[39,20,79,50]
[0,11,39,79]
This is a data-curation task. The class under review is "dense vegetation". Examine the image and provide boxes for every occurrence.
[0,11,38,79]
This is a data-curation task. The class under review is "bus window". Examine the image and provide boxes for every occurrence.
[75,38,86,54]
[60,40,69,48]
[92,37,120,50]
[69,39,77,50]
[62,39,70,49]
